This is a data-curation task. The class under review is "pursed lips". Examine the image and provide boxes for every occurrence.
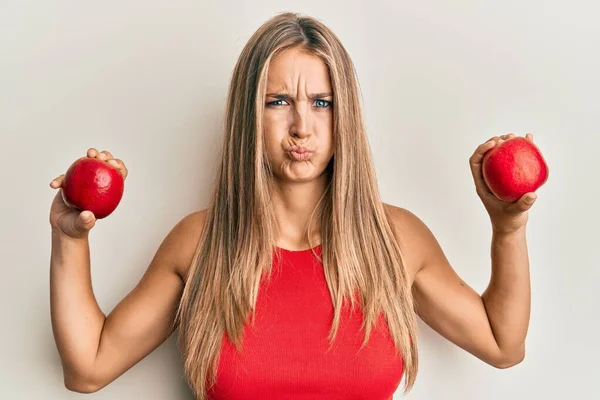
[286,146,314,161]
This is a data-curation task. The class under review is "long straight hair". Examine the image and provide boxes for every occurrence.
[175,12,419,399]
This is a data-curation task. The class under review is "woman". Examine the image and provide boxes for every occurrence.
[48,12,536,400]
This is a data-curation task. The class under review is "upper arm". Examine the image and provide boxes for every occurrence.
[90,209,206,390]
[385,204,505,366]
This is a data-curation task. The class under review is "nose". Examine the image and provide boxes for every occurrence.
[290,104,310,139]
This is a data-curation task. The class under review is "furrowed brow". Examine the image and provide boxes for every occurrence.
[265,92,333,99]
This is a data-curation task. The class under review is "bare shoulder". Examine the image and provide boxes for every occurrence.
[164,208,208,280]
[382,203,437,284]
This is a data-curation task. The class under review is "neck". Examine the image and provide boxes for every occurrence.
[271,174,328,250]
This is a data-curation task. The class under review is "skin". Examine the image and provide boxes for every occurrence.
[262,47,334,250]
[49,47,533,393]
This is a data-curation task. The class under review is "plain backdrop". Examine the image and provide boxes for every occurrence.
[1,1,598,399]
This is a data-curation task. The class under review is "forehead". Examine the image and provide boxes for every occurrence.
[266,47,331,91]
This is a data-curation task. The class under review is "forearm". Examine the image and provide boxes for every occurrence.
[481,227,531,358]
[50,230,106,380]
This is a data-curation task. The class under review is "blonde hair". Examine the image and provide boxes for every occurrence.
[175,12,418,398]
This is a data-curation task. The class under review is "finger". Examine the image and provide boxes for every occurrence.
[469,157,492,197]
[107,158,128,179]
[470,137,498,165]
[526,133,534,142]
[483,135,499,144]
[116,159,128,179]
[497,133,514,145]
[49,174,65,188]
[469,137,500,196]
[98,150,113,161]
[87,148,99,158]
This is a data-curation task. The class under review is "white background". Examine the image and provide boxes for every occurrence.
[1,0,598,399]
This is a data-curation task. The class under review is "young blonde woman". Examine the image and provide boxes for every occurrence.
[48,12,537,400]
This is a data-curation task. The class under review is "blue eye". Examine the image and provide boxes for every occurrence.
[266,99,289,107]
[314,99,332,108]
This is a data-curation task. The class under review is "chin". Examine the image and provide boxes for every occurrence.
[273,159,330,182]
[290,172,331,183]
[277,174,318,183]
[284,176,318,183]
[275,168,320,183]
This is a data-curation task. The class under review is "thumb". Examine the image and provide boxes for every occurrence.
[511,193,537,213]
[75,210,96,233]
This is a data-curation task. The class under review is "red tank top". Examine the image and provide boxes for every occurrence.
[207,244,404,399]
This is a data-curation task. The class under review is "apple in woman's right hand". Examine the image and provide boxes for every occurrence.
[49,148,128,240]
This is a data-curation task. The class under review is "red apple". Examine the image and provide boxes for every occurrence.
[61,157,125,219]
[482,137,549,203]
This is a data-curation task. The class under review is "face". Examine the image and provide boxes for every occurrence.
[262,46,334,183]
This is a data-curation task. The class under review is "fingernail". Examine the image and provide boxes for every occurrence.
[108,159,118,166]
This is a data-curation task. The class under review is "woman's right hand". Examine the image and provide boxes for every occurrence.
[48,148,198,393]
[49,148,129,240]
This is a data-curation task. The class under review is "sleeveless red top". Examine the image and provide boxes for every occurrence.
[207,244,404,399]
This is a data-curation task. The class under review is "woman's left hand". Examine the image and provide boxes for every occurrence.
[469,133,537,235]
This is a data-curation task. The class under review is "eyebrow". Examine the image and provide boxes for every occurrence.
[265,92,333,100]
